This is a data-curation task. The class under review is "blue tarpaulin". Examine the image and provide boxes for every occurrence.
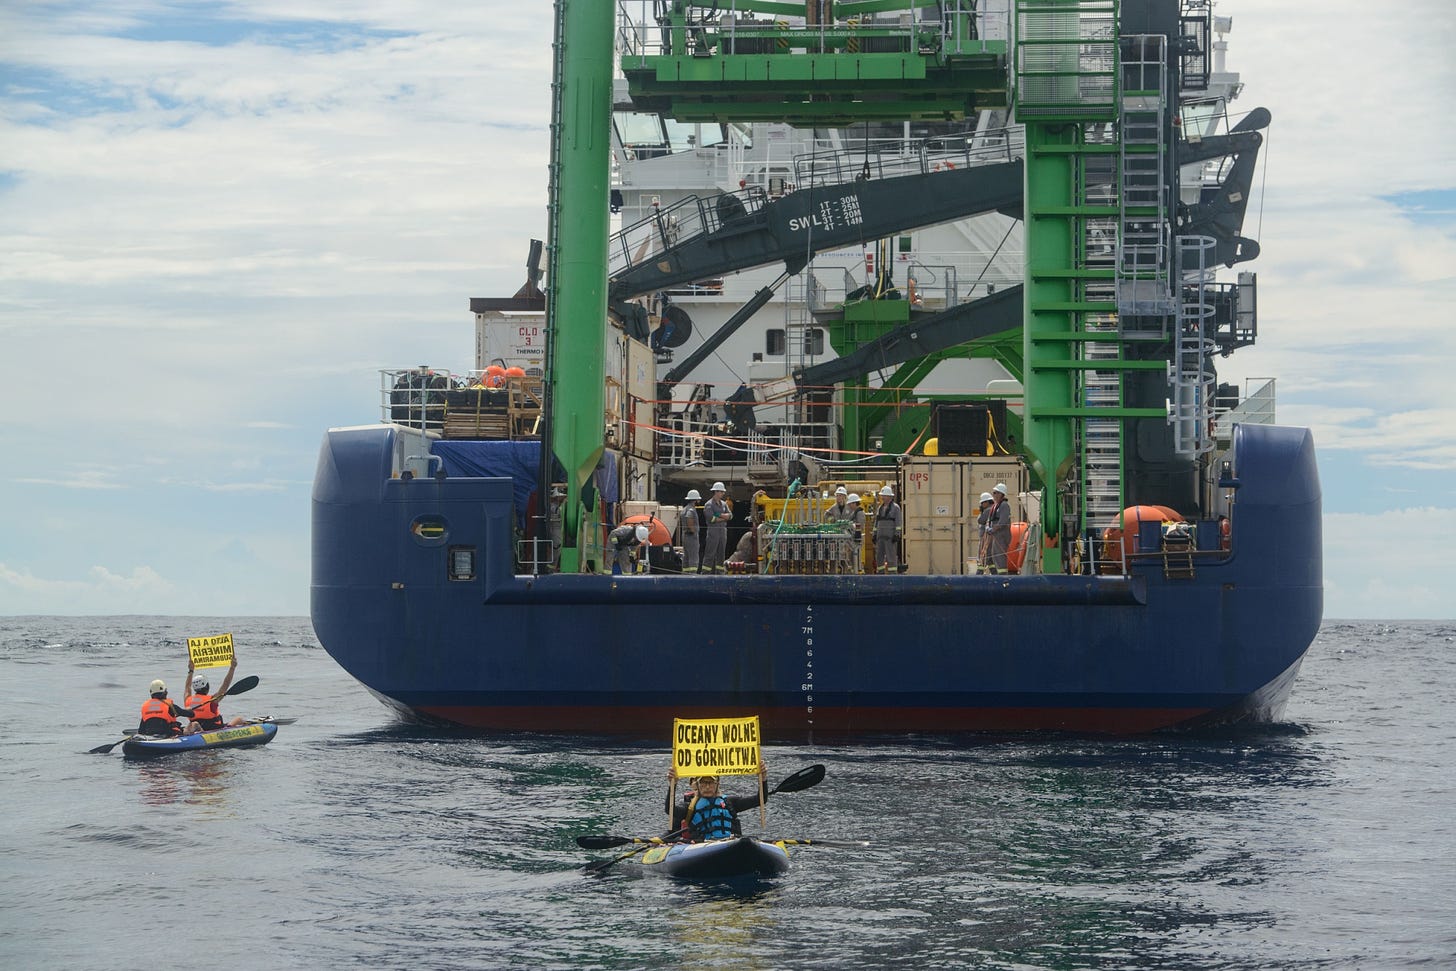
[432,440,540,526]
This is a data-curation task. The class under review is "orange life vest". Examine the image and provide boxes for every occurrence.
[186,692,221,726]
[139,697,179,733]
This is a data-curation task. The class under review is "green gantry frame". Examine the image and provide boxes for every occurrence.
[548,0,1166,572]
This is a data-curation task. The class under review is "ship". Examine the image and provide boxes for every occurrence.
[311,0,1322,736]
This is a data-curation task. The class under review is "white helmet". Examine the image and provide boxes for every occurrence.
[149,679,167,695]
[993,483,1008,495]
[711,482,726,492]
[835,486,847,496]
[846,493,860,504]
[979,492,993,503]
[685,489,701,501]
[878,485,894,497]
[191,674,210,693]
[634,525,650,543]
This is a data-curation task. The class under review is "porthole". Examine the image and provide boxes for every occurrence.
[411,516,448,545]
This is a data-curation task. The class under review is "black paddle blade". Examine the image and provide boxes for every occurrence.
[576,836,633,850]
[226,675,260,696]
[583,843,653,874]
[772,764,826,794]
[88,738,128,754]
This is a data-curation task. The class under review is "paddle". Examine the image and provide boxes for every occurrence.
[582,837,680,875]
[223,674,260,695]
[89,676,262,754]
[577,764,828,854]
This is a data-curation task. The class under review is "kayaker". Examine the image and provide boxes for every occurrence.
[666,763,769,841]
[183,656,247,733]
[138,680,194,736]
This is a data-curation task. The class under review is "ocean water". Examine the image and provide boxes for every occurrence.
[0,617,1452,970]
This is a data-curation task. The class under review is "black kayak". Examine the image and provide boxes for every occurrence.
[121,721,278,759]
[622,836,790,880]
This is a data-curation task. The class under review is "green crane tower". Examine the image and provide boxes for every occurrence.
[546,0,1177,574]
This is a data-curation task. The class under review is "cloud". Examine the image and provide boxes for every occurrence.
[0,562,176,613]
[1323,506,1456,619]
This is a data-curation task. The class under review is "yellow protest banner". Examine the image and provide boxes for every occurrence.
[187,633,234,669]
[672,715,761,775]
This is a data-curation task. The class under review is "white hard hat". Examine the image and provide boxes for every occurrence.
[835,486,847,496]
[711,482,726,492]
[634,525,649,543]
[846,493,860,504]
[993,483,1008,495]
[685,489,701,500]
[979,492,993,503]
[878,485,894,497]
[149,679,167,694]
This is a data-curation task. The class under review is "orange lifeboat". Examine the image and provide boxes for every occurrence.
[1008,522,1030,574]
[1100,505,1183,572]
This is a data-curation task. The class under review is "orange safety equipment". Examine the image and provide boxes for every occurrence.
[504,366,526,378]
[139,697,180,734]
[186,692,222,728]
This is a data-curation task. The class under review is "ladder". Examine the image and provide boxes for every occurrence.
[1170,234,1218,455]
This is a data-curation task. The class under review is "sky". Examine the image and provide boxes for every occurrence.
[1,2,1453,619]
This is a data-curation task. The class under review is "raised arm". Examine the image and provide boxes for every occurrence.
[215,655,238,698]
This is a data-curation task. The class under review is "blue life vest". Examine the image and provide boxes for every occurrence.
[688,795,735,841]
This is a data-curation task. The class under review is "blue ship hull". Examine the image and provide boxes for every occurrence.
[310,423,1321,737]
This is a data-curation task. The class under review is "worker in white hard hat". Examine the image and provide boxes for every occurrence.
[702,482,732,574]
[985,483,1012,574]
[845,493,865,569]
[608,522,651,575]
[680,489,703,574]
[825,485,852,524]
[873,484,902,573]
[974,491,995,573]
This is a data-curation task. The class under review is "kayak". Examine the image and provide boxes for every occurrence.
[121,721,278,759]
[624,836,790,880]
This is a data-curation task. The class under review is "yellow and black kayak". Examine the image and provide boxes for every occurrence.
[623,836,790,880]
[121,721,278,759]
